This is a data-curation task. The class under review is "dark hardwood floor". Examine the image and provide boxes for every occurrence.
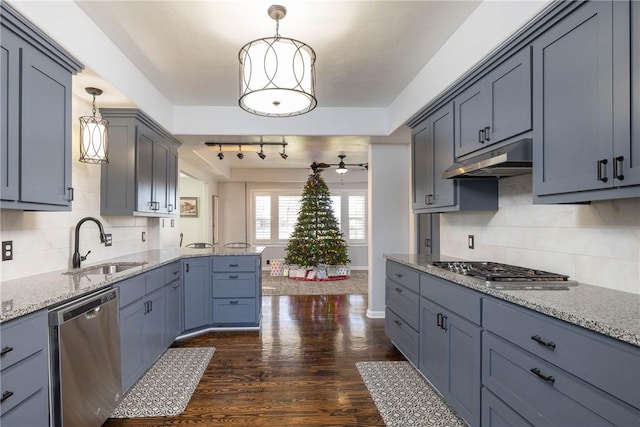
[104,294,404,426]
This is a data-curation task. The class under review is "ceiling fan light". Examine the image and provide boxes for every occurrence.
[336,161,348,174]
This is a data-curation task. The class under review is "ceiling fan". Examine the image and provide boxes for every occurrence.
[310,155,368,174]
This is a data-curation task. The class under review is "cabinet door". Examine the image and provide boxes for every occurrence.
[167,147,178,214]
[183,258,211,330]
[419,297,447,392]
[482,388,533,427]
[144,287,166,367]
[487,47,532,144]
[20,44,72,207]
[0,28,19,201]
[153,140,169,214]
[446,309,481,427]
[627,0,640,185]
[165,280,183,344]
[431,103,455,208]
[119,299,146,392]
[533,1,614,196]
[454,79,489,157]
[136,127,155,213]
[412,119,433,210]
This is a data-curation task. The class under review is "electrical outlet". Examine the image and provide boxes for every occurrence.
[2,241,13,261]
[142,232,146,242]
[468,235,475,249]
[104,234,113,246]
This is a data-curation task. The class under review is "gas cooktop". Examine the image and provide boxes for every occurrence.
[431,261,578,290]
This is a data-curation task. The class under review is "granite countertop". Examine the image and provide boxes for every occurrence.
[0,247,264,323]
[385,254,640,348]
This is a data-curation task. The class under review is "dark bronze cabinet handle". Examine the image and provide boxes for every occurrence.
[394,273,403,278]
[597,159,608,183]
[484,126,491,141]
[531,335,556,350]
[186,263,189,273]
[1,390,14,403]
[478,129,484,143]
[229,264,239,267]
[394,320,402,326]
[530,367,555,384]
[442,315,448,331]
[437,313,443,328]
[229,300,239,304]
[0,346,13,356]
[229,275,238,279]
[67,187,74,202]
[168,204,174,212]
[395,287,403,293]
[613,156,625,181]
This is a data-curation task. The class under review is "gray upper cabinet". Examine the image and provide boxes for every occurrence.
[632,0,640,183]
[0,3,82,211]
[454,47,532,158]
[100,109,181,217]
[412,102,498,213]
[533,0,639,203]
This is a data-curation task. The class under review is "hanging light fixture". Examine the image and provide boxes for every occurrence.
[336,154,348,174]
[79,87,109,164]
[238,4,317,117]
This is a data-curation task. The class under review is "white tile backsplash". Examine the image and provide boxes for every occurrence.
[440,174,640,294]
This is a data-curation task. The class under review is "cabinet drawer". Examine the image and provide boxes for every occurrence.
[145,267,165,293]
[212,273,256,298]
[385,308,419,365]
[164,262,181,283]
[212,298,256,325]
[0,385,49,427]
[483,298,640,408]
[0,310,47,372]
[385,260,420,293]
[212,256,255,272]
[482,387,533,427]
[420,273,481,325]
[385,279,419,330]
[0,350,48,416]
[117,274,146,308]
[483,331,640,426]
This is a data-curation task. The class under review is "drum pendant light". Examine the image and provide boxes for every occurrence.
[239,5,317,117]
[79,87,109,164]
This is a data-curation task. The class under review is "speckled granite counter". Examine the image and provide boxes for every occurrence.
[385,254,640,348]
[0,247,264,323]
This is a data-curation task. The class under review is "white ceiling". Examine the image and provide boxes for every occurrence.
[73,0,482,174]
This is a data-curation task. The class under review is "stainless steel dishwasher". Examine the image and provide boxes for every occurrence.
[49,288,122,427]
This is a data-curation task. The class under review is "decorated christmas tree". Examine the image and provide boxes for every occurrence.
[285,171,350,267]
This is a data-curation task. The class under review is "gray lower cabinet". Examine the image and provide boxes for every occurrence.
[533,0,640,203]
[412,102,498,213]
[165,262,183,344]
[183,257,212,331]
[419,275,481,427]
[481,387,533,427]
[117,268,167,393]
[483,298,640,425]
[454,46,532,158]
[211,256,262,327]
[0,310,49,426]
[99,109,181,217]
[385,261,420,365]
[0,3,82,211]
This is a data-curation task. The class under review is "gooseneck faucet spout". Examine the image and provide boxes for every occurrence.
[72,217,109,268]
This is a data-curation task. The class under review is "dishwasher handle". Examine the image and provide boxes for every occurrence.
[50,288,118,325]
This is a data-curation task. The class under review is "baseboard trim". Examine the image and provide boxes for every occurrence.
[366,309,385,319]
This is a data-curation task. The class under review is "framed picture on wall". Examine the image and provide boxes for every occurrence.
[180,197,199,217]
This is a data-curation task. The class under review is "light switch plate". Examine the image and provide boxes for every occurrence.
[104,234,113,246]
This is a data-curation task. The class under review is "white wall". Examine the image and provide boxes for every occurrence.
[0,95,168,282]
[179,176,208,246]
[368,144,411,317]
[440,175,640,295]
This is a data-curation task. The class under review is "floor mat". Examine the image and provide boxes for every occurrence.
[356,361,466,427]
[111,347,215,418]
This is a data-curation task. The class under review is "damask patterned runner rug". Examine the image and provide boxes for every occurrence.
[356,361,465,427]
[111,347,215,418]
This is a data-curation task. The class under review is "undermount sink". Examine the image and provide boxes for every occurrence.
[64,261,147,276]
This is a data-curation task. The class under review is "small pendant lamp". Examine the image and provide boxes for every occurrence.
[239,5,317,117]
[79,87,109,164]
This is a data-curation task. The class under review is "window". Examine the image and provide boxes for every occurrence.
[252,190,366,243]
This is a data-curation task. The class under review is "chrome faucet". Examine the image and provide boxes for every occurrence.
[72,217,112,268]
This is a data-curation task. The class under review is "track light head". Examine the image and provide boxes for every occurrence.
[258,145,266,160]
[217,145,224,160]
[280,144,288,160]
[237,145,244,159]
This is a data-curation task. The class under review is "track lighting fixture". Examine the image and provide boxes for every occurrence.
[205,141,289,161]
[257,145,266,160]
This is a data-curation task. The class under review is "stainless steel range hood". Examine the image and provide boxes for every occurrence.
[442,138,533,179]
